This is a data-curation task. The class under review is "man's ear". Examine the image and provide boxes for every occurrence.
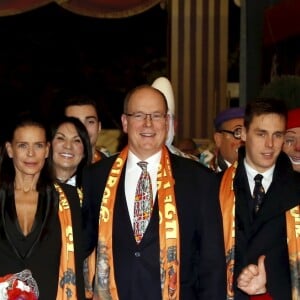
[214,132,222,148]
[121,114,128,133]
[241,126,246,142]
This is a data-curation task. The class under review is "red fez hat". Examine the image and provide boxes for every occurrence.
[287,108,300,130]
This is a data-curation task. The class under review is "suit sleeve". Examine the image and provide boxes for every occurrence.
[81,165,101,258]
[195,166,227,299]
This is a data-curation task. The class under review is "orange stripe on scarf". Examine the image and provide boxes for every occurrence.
[286,207,300,299]
[93,146,180,300]
[220,163,237,300]
[54,183,77,300]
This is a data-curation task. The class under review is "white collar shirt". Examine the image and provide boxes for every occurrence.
[217,159,232,172]
[244,159,275,195]
[65,175,76,187]
[125,150,161,226]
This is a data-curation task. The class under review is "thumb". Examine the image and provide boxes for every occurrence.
[257,255,266,273]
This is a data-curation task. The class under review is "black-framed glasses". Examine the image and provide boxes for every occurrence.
[219,127,242,140]
[125,112,166,122]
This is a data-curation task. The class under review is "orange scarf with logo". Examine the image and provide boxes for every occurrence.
[93,145,180,300]
[220,162,300,300]
[54,183,78,300]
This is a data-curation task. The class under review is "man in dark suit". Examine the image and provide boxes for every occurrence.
[82,84,226,300]
[220,98,300,299]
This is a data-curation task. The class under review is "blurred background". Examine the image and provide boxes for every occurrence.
[0,0,299,152]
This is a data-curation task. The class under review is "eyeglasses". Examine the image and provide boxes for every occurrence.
[125,112,166,122]
[284,136,300,147]
[219,127,242,140]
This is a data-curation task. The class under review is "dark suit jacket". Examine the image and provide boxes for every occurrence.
[232,148,300,300]
[82,151,226,300]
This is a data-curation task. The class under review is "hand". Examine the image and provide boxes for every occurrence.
[237,255,267,295]
[199,150,213,166]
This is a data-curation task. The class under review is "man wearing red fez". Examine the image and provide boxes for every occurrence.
[283,107,300,172]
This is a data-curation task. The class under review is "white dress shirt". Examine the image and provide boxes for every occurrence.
[65,175,76,187]
[125,150,161,226]
[244,159,275,195]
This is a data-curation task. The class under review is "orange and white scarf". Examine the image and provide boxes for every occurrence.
[220,162,300,300]
[54,183,78,300]
[93,145,180,300]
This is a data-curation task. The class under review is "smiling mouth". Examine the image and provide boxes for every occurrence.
[261,152,273,157]
[289,156,300,164]
[141,133,155,137]
[60,153,74,158]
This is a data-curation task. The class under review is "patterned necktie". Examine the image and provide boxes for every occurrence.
[253,174,265,215]
[133,161,153,243]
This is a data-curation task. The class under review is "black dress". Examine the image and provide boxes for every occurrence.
[0,184,85,300]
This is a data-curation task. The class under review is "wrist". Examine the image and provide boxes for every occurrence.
[255,287,267,295]
[251,292,272,300]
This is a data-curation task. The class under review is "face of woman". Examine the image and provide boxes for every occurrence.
[51,122,84,174]
[6,125,49,176]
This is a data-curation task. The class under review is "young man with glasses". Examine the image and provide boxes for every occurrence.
[211,107,245,172]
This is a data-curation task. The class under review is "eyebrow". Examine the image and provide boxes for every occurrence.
[55,131,81,138]
[286,130,297,134]
[16,141,46,144]
[85,116,98,120]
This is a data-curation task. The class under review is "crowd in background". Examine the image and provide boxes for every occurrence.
[0,76,300,300]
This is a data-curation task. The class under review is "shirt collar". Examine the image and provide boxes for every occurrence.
[127,150,162,170]
[244,159,275,187]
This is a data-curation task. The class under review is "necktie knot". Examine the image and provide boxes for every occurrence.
[254,174,263,184]
[137,161,148,173]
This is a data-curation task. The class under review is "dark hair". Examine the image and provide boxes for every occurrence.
[244,98,288,130]
[48,116,92,188]
[63,95,100,119]
[123,84,168,114]
[0,111,53,192]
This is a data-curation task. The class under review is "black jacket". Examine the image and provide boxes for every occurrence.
[82,151,227,300]
[232,148,300,300]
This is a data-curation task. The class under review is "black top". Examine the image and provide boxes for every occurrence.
[0,183,85,300]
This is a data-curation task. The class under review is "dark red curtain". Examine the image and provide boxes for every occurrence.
[0,0,162,17]
[263,0,300,46]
